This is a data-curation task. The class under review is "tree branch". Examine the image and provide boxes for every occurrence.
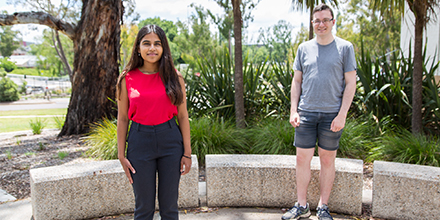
[0,11,76,40]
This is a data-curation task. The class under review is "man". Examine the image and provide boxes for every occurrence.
[281,3,357,220]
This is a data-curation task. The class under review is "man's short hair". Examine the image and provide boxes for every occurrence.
[312,3,334,19]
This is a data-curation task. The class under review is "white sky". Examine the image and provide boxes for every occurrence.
[0,0,312,44]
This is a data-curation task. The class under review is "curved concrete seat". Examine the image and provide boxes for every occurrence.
[30,156,198,220]
[205,154,363,215]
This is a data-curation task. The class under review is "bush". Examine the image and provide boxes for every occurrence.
[0,74,20,102]
[0,57,17,72]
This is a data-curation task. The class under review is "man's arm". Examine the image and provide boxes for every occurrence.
[330,70,357,132]
[290,70,303,127]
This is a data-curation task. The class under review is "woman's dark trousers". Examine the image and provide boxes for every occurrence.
[127,119,183,220]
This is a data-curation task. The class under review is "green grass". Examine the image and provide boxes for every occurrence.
[0,108,67,116]
[0,108,67,133]
[0,117,60,133]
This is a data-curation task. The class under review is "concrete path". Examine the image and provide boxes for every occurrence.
[0,98,69,111]
[0,200,356,220]
[0,198,32,220]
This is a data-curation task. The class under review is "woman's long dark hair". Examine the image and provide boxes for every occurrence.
[116,25,183,106]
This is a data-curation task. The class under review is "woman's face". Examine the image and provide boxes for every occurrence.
[138,33,163,66]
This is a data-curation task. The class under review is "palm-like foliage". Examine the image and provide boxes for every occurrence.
[186,46,272,121]
[268,60,294,119]
[290,0,339,39]
[355,40,440,134]
[370,0,439,134]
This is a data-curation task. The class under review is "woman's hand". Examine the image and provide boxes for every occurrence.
[180,156,192,175]
[119,157,136,184]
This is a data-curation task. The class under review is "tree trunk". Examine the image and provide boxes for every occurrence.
[59,0,122,136]
[232,0,245,129]
[308,8,314,40]
[411,5,425,135]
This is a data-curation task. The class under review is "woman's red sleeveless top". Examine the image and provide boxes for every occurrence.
[125,68,178,125]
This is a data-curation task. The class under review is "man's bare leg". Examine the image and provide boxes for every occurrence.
[317,147,337,207]
[296,147,315,206]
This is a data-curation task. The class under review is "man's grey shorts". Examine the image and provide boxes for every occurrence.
[294,111,343,151]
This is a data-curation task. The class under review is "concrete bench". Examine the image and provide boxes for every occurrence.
[30,156,198,220]
[205,154,363,215]
[373,161,440,220]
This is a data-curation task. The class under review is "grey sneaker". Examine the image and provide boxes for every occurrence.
[281,202,311,220]
[316,204,333,220]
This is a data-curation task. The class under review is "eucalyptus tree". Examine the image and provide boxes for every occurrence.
[0,0,123,136]
[205,0,259,54]
[290,0,339,40]
[174,7,219,69]
[30,29,74,76]
[371,0,439,134]
[336,0,400,57]
[0,25,21,57]
[10,0,81,80]
[258,20,294,62]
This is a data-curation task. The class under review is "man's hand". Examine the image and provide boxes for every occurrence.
[330,114,346,132]
[290,112,300,127]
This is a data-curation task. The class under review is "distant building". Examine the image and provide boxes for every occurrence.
[8,55,38,68]
[0,41,39,68]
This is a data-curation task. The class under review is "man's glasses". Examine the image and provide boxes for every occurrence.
[312,18,333,25]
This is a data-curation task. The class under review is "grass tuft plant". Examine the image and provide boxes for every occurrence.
[248,118,295,155]
[190,117,249,165]
[57,151,69,160]
[370,128,440,167]
[37,142,46,151]
[29,118,46,134]
[6,150,13,159]
[53,116,65,130]
[25,152,36,156]
[85,118,118,160]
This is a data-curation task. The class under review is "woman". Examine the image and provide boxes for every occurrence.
[116,24,191,220]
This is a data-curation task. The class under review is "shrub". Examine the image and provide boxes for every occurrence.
[85,118,118,160]
[29,118,46,134]
[0,57,17,72]
[0,74,20,102]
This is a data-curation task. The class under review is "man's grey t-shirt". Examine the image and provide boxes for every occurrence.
[293,37,356,113]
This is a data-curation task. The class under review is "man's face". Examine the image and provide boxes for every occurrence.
[312,10,335,38]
